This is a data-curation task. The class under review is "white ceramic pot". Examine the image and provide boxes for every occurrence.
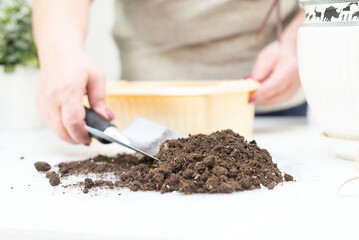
[0,66,44,130]
[298,0,359,140]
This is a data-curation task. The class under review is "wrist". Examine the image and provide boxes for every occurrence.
[281,10,305,49]
[37,42,84,69]
[35,28,85,64]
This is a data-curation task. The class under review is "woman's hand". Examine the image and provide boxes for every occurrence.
[250,39,300,105]
[249,11,305,106]
[37,50,113,145]
[33,0,113,145]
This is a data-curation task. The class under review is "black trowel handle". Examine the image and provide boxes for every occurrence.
[84,107,115,144]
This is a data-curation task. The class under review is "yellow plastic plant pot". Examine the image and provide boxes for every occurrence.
[101,79,259,137]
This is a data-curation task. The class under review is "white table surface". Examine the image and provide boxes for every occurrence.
[1,117,358,240]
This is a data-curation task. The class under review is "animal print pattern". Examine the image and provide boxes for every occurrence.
[302,0,359,25]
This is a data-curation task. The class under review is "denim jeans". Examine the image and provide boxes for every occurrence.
[255,102,308,117]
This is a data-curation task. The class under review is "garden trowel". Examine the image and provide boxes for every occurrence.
[84,107,184,161]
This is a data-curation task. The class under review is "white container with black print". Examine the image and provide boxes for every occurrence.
[298,0,359,143]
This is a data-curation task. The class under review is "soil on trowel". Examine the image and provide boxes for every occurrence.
[35,130,293,195]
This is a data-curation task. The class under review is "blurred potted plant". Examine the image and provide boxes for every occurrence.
[0,0,43,130]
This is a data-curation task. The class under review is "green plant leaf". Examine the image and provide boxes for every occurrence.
[0,0,39,71]
[4,64,15,73]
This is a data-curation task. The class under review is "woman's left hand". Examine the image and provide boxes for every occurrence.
[249,11,305,106]
[249,39,300,106]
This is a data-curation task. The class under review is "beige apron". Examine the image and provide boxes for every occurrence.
[112,0,305,112]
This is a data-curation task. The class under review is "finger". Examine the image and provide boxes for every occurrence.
[48,105,77,144]
[251,42,280,82]
[36,84,76,144]
[256,63,300,104]
[61,88,91,145]
[252,70,291,104]
[87,64,111,120]
[259,80,300,106]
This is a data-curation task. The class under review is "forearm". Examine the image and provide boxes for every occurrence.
[282,10,305,46]
[32,0,92,67]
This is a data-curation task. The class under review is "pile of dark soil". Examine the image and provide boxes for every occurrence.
[34,130,293,194]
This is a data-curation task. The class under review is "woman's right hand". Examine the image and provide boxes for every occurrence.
[36,49,114,145]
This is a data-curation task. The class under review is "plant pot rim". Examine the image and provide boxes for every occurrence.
[0,65,39,74]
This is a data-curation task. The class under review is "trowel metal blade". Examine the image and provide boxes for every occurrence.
[121,118,185,156]
[85,125,160,161]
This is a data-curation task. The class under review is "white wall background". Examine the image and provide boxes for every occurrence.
[85,0,120,82]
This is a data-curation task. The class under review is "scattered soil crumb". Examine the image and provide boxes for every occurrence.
[84,178,95,189]
[49,176,61,186]
[284,174,294,182]
[267,183,276,190]
[34,162,51,172]
[46,171,58,179]
[39,130,293,195]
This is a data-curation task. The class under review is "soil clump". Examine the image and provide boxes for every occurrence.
[34,162,51,172]
[49,176,61,186]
